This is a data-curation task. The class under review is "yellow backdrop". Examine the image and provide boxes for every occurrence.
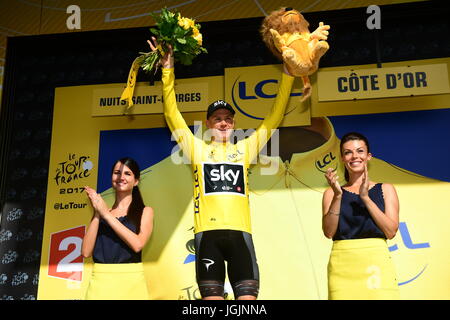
[37,58,450,300]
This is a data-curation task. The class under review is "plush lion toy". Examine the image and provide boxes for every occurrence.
[261,7,330,101]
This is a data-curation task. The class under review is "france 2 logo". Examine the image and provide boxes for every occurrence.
[48,226,85,281]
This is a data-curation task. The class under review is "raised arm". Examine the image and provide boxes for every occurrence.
[322,168,343,239]
[246,64,295,163]
[148,37,196,160]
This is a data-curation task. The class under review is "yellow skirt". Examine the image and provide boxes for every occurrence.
[85,263,150,300]
[327,238,400,300]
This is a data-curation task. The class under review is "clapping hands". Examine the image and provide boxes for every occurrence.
[325,168,342,197]
[85,186,109,218]
[359,164,370,200]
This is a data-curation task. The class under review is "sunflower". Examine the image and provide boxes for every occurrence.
[141,8,207,72]
[121,8,207,108]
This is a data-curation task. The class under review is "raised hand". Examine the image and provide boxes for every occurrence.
[269,28,287,52]
[84,186,109,218]
[147,36,174,69]
[325,168,342,196]
[310,22,330,41]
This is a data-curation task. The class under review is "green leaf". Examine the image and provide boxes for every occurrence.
[141,8,208,69]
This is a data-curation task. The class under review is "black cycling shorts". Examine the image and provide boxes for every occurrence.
[194,229,259,285]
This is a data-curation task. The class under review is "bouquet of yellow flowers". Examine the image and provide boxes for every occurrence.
[140,8,207,72]
[120,8,207,108]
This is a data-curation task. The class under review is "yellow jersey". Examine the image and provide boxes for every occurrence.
[162,67,294,234]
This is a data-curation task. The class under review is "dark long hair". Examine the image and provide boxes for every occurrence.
[340,132,371,182]
[112,157,145,233]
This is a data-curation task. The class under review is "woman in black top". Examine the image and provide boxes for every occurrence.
[322,132,400,299]
[82,157,154,299]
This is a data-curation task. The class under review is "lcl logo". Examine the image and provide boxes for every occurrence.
[315,152,338,173]
[389,222,430,286]
[231,77,300,120]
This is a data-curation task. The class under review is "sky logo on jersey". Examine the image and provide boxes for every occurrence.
[203,163,245,196]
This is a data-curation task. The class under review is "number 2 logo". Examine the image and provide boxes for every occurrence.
[48,226,85,281]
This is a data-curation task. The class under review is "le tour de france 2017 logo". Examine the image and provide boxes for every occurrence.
[54,153,93,191]
[53,153,94,211]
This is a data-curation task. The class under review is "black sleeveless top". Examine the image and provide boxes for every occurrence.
[333,183,386,240]
[93,216,141,263]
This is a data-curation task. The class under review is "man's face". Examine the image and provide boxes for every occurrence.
[205,108,235,142]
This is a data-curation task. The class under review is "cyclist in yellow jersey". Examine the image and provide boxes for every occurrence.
[148,37,295,300]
